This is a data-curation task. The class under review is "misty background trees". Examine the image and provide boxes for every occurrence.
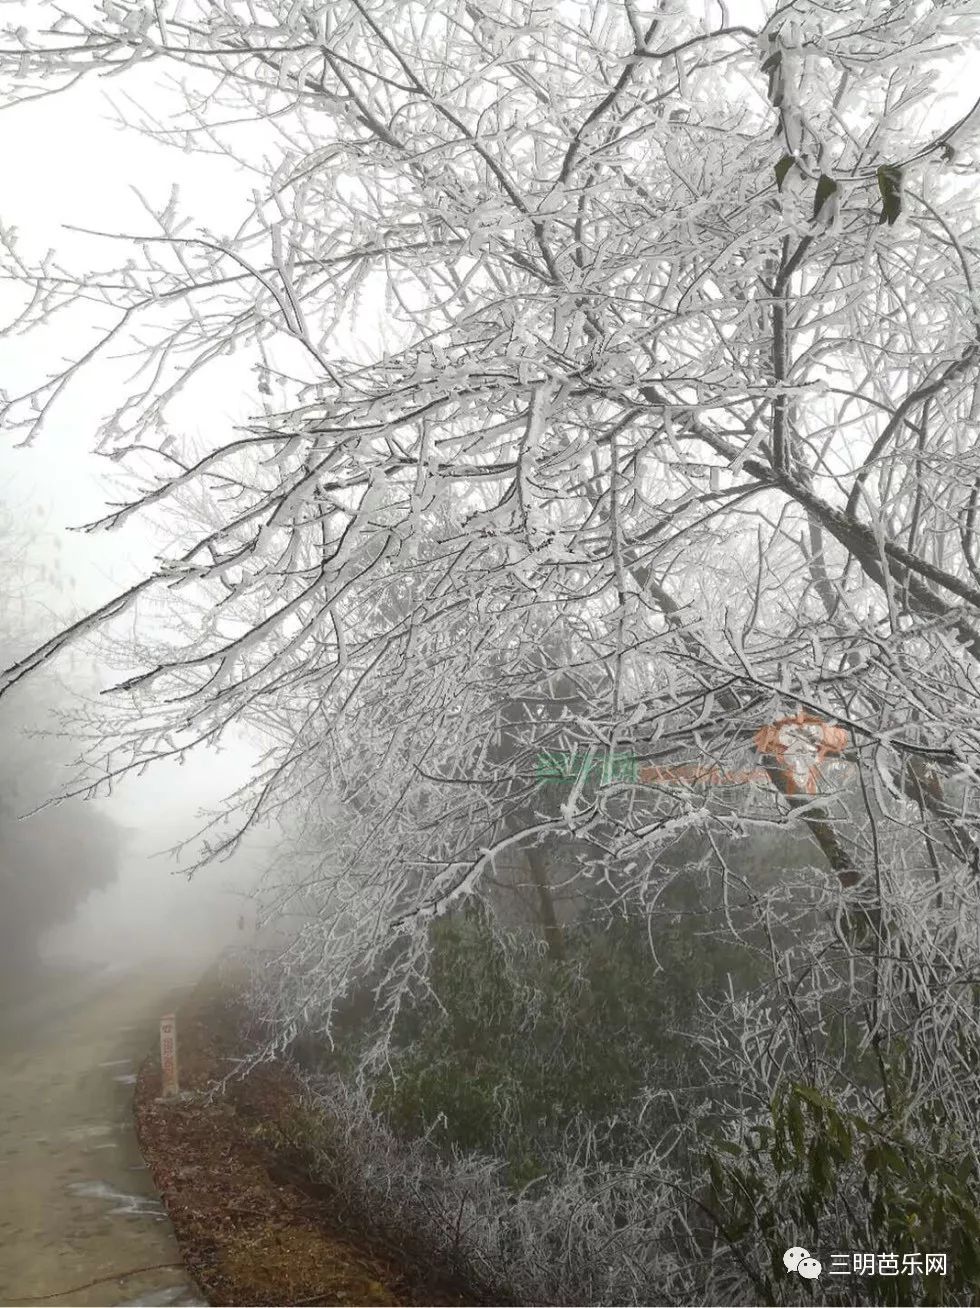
[3,0,980,1301]
[0,504,125,978]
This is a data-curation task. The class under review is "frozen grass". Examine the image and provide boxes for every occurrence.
[281,1069,722,1307]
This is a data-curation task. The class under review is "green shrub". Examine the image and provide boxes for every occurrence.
[701,1076,980,1305]
[367,906,770,1185]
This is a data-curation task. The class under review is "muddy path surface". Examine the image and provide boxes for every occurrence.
[0,961,207,1307]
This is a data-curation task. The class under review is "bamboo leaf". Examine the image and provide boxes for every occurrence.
[761,49,783,104]
[877,164,903,226]
[787,1095,806,1159]
[774,154,795,191]
[812,173,838,223]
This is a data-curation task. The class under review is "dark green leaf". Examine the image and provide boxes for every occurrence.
[831,1118,853,1163]
[809,1137,834,1197]
[877,164,904,226]
[795,1085,834,1113]
[774,154,795,191]
[761,50,783,103]
[787,1095,806,1159]
[880,1144,907,1176]
[714,1139,742,1156]
[812,173,838,222]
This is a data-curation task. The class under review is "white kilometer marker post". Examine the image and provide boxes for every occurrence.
[159,1012,179,1097]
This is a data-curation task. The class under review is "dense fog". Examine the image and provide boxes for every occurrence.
[0,474,270,984]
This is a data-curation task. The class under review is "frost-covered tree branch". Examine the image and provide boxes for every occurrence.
[2,0,980,1078]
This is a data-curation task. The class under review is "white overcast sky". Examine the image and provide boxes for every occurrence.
[0,42,275,963]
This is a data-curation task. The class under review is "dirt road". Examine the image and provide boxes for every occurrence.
[0,962,205,1307]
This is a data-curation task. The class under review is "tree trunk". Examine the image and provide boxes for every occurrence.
[526,846,565,963]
